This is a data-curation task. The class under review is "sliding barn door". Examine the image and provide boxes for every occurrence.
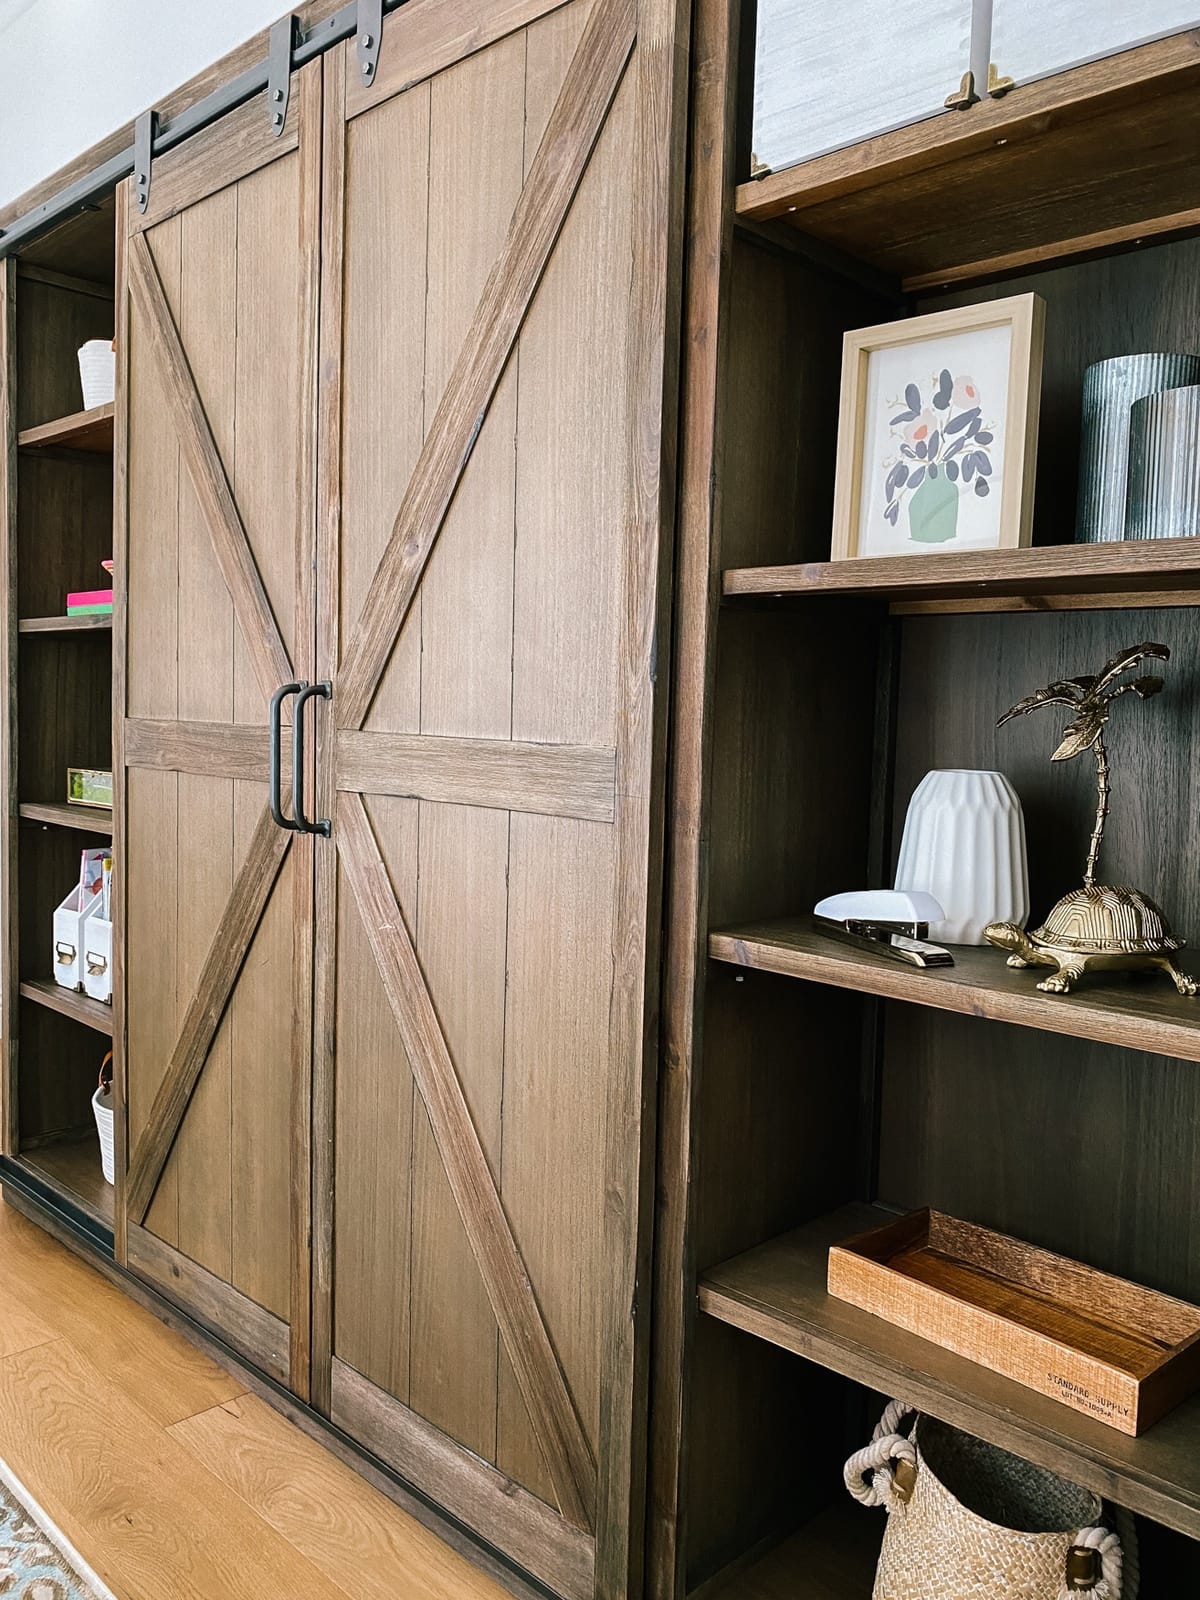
[116,65,321,1395]
[314,1,680,1594]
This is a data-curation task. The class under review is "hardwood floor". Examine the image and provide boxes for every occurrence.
[0,1198,510,1600]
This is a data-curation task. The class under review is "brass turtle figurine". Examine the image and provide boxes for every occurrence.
[986,885,1197,996]
[984,641,1195,998]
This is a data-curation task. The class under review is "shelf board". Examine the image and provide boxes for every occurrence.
[723,538,1200,615]
[19,801,113,834]
[19,1134,113,1227]
[19,613,113,635]
[736,34,1200,289]
[700,1203,1200,1539]
[709,920,1200,1064]
[17,402,114,454]
[694,1502,879,1600]
[19,978,113,1037]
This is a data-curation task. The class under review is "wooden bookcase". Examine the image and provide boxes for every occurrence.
[652,7,1200,1598]
[0,201,117,1235]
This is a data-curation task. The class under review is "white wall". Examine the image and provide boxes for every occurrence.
[0,0,294,211]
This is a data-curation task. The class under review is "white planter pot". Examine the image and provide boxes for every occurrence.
[78,340,116,410]
[894,769,1029,946]
[92,1083,115,1186]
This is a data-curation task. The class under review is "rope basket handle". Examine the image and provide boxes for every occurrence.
[99,1051,113,1093]
[1060,1523,1129,1600]
[844,1400,1133,1598]
[843,1397,917,1511]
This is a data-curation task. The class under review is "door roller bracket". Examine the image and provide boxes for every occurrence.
[268,14,298,135]
[356,0,383,87]
[133,109,157,215]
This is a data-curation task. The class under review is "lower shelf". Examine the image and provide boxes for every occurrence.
[20,978,114,1036]
[697,1502,880,1599]
[20,1133,113,1227]
[694,1497,883,1600]
[699,1204,1200,1540]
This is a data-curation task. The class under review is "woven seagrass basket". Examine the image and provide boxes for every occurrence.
[845,1401,1137,1599]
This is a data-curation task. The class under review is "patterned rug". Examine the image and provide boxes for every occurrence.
[0,1460,117,1600]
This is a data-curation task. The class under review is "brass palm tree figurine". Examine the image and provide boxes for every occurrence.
[984,642,1197,997]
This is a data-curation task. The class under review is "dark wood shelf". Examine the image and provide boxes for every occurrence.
[694,1501,879,1599]
[709,920,1200,1064]
[700,1204,1200,1539]
[723,537,1200,615]
[19,978,113,1037]
[736,33,1200,290]
[20,1134,112,1226]
[17,402,114,454]
[18,801,113,834]
[18,613,112,635]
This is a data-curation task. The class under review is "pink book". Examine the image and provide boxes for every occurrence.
[67,588,113,607]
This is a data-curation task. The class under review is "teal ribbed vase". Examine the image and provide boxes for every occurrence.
[1075,353,1200,544]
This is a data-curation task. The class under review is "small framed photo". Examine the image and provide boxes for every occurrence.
[830,294,1045,561]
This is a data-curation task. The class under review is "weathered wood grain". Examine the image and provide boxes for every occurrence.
[0,261,17,1152]
[345,0,572,119]
[131,94,300,237]
[336,731,616,821]
[125,804,289,1222]
[124,717,279,780]
[335,790,596,1531]
[331,1359,595,1600]
[309,38,347,1422]
[335,0,636,730]
[127,1222,290,1385]
[126,232,293,705]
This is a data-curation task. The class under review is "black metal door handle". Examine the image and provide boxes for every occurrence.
[293,681,332,836]
[270,682,304,832]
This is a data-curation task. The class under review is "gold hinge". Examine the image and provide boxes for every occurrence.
[944,70,977,110]
[987,61,1016,97]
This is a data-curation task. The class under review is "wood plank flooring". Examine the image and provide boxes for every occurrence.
[0,1197,510,1600]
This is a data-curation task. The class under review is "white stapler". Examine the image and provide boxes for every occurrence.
[813,889,954,969]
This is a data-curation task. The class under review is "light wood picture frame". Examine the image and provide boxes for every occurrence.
[830,293,1045,561]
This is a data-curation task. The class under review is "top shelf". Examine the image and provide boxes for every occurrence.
[737,33,1200,292]
[723,537,1200,615]
[18,403,114,455]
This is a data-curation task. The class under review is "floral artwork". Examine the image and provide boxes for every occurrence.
[882,370,997,544]
[832,297,1044,562]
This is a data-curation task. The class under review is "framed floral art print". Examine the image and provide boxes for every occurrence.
[830,294,1045,561]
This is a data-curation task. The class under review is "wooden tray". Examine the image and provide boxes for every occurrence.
[828,1209,1200,1435]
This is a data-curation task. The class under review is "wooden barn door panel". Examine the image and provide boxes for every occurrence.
[117,67,320,1396]
[314,0,680,1592]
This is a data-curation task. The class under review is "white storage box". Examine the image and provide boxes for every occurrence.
[77,339,116,410]
[990,0,1199,94]
[52,882,102,991]
[751,0,974,175]
[52,850,107,991]
[83,916,113,1004]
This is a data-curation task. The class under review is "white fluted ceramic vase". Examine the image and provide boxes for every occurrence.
[894,770,1029,946]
